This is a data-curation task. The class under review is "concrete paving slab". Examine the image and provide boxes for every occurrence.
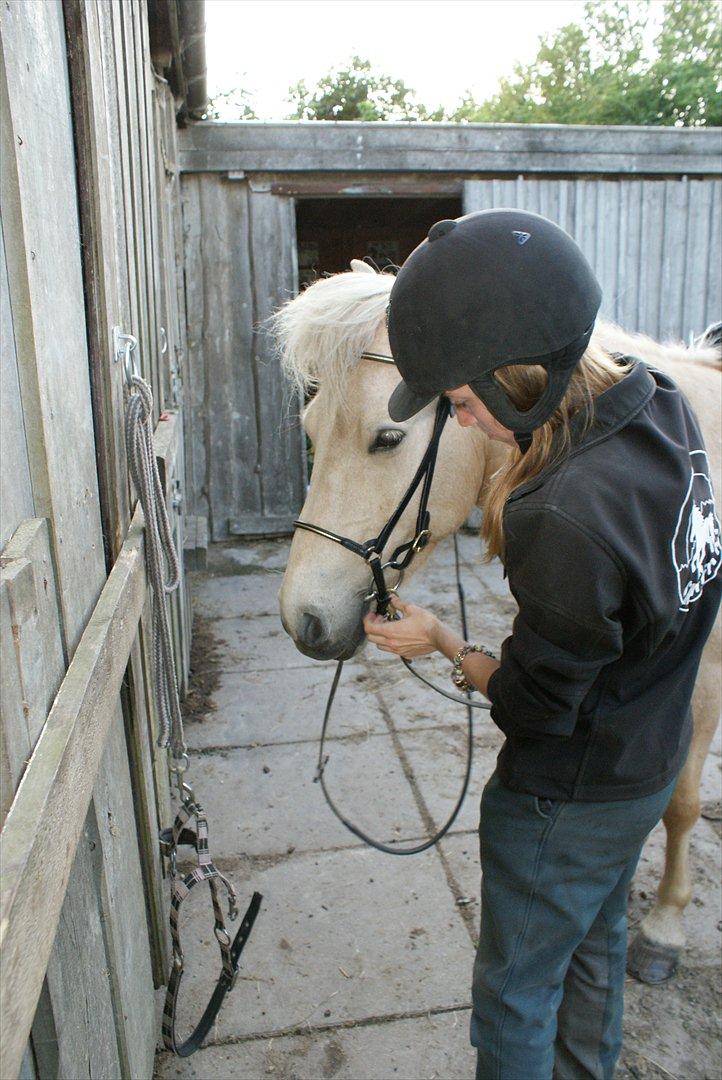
[394,728,501,837]
[198,615,325,674]
[189,736,426,858]
[183,662,388,750]
[367,657,504,738]
[206,539,290,574]
[164,844,474,1046]
[191,569,284,621]
[156,1007,476,1079]
[622,961,721,1080]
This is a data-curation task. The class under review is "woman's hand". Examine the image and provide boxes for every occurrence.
[363,598,440,659]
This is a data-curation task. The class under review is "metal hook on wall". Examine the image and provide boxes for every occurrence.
[113,326,139,386]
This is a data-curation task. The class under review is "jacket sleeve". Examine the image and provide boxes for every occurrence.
[487,504,626,739]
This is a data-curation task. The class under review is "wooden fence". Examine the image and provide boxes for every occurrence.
[0,2,192,1076]
[178,122,722,539]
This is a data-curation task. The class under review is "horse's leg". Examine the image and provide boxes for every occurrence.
[627,629,721,983]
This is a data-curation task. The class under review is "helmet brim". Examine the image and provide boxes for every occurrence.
[388,380,438,422]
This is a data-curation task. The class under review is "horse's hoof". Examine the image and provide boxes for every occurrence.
[626,931,680,984]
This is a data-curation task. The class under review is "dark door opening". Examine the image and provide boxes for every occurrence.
[295,197,463,285]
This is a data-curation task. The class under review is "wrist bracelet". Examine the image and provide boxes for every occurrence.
[451,643,497,693]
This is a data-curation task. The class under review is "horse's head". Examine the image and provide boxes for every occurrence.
[273,264,494,661]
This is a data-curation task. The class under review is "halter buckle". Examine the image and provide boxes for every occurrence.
[363,571,404,604]
[411,529,431,555]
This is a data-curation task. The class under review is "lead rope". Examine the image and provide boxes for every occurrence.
[315,532,490,855]
[122,336,261,1056]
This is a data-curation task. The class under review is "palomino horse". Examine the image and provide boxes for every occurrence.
[273,262,721,984]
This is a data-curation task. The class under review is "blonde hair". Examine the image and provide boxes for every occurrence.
[482,345,632,560]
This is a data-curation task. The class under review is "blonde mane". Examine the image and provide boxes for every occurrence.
[269,269,394,408]
[595,322,721,369]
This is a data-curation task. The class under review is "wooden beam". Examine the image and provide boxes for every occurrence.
[179,121,722,177]
[237,171,464,197]
[0,511,146,1080]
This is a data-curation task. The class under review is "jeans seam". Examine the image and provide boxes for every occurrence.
[493,805,567,1076]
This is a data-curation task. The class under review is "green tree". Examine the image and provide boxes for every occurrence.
[206,86,257,121]
[287,56,439,121]
[448,0,721,127]
[652,0,722,124]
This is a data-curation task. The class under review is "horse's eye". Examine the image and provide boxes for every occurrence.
[370,429,405,452]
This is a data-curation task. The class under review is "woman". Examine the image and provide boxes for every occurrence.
[363,210,721,1080]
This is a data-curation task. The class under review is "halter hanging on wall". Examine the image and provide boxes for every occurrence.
[121,329,262,1055]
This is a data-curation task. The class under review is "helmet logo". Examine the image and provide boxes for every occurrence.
[512,231,531,245]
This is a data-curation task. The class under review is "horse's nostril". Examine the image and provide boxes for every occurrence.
[300,611,327,648]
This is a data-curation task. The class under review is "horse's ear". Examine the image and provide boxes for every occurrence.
[350,259,376,275]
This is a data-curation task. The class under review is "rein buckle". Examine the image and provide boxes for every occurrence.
[411,529,431,555]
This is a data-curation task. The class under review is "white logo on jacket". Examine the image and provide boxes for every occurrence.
[672,450,722,611]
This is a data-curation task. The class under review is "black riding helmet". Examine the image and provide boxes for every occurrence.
[387,209,603,451]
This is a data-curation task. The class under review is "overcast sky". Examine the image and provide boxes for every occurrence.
[206,0,663,120]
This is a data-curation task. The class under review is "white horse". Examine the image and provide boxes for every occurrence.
[273,262,721,984]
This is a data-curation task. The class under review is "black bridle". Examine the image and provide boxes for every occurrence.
[294,352,450,617]
[293,352,491,857]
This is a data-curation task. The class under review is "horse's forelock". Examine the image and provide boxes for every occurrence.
[270,270,394,408]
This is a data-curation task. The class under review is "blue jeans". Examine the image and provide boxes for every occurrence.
[471,771,678,1080]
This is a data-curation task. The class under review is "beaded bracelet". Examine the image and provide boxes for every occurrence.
[451,643,497,693]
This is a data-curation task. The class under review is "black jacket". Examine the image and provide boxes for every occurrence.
[487,358,721,801]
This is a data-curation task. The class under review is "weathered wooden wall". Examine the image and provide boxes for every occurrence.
[178,122,721,538]
[182,174,305,539]
[464,176,721,344]
[0,1,191,1076]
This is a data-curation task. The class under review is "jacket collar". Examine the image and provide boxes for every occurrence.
[507,357,656,503]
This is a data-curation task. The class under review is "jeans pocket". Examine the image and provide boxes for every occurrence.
[534,796,555,820]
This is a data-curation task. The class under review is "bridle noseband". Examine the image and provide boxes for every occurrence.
[294,352,450,616]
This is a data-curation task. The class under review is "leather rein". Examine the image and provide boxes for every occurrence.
[294,352,491,856]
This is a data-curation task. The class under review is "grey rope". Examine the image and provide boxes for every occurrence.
[124,374,186,757]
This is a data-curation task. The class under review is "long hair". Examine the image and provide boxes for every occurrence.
[481,345,632,560]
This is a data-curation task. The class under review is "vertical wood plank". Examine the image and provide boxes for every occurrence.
[616,180,642,331]
[572,179,596,275]
[462,179,486,214]
[200,175,261,538]
[594,181,621,325]
[114,1,152,385]
[0,521,64,787]
[44,812,122,1080]
[636,180,666,339]
[704,181,722,333]
[0,217,34,549]
[680,180,715,341]
[90,703,157,1080]
[180,175,208,522]
[133,0,163,410]
[64,0,132,563]
[659,179,690,340]
[248,189,305,521]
